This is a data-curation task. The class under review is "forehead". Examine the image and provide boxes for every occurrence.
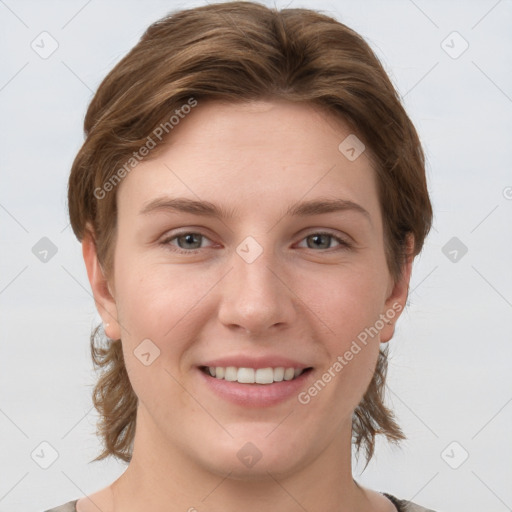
[116,99,381,224]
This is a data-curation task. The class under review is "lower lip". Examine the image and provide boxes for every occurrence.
[197,367,314,408]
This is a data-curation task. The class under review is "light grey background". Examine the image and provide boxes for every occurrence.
[1,1,511,511]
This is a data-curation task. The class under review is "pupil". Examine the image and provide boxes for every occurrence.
[310,234,328,249]
[182,233,200,248]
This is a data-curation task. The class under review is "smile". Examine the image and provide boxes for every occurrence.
[199,366,313,384]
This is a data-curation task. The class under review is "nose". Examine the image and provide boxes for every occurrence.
[217,244,298,336]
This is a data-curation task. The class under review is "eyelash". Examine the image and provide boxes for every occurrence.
[159,230,352,255]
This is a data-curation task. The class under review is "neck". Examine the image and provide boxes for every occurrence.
[110,406,371,512]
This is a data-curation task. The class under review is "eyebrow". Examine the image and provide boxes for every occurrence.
[139,196,372,224]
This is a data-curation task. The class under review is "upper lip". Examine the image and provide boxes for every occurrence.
[199,355,313,370]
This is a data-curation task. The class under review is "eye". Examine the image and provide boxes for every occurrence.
[159,230,352,255]
[160,231,214,254]
[297,232,352,251]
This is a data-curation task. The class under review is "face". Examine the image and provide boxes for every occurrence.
[84,99,412,479]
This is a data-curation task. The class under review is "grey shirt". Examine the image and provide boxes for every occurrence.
[43,493,437,511]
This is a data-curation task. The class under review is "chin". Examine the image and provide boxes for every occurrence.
[196,433,307,480]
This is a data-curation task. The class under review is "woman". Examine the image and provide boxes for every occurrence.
[47,2,435,511]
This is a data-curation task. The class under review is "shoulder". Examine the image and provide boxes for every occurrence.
[383,492,438,512]
[43,499,78,512]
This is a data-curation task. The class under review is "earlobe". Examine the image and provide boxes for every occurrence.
[82,224,121,340]
[380,234,415,344]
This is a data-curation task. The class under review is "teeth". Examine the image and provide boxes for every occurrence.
[273,367,284,382]
[206,366,306,384]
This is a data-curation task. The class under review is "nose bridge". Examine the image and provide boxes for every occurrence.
[217,236,293,333]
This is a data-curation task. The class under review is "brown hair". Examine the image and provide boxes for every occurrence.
[67,1,432,467]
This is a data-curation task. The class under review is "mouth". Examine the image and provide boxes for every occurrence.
[196,364,315,407]
[198,365,314,384]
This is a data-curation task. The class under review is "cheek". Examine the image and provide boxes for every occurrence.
[309,264,387,340]
[113,260,212,392]
[115,265,195,409]
[114,259,197,338]
[305,266,385,397]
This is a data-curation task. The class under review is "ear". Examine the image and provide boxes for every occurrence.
[379,233,414,344]
[82,223,121,340]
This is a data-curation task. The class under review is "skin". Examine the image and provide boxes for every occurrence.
[80,99,413,512]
